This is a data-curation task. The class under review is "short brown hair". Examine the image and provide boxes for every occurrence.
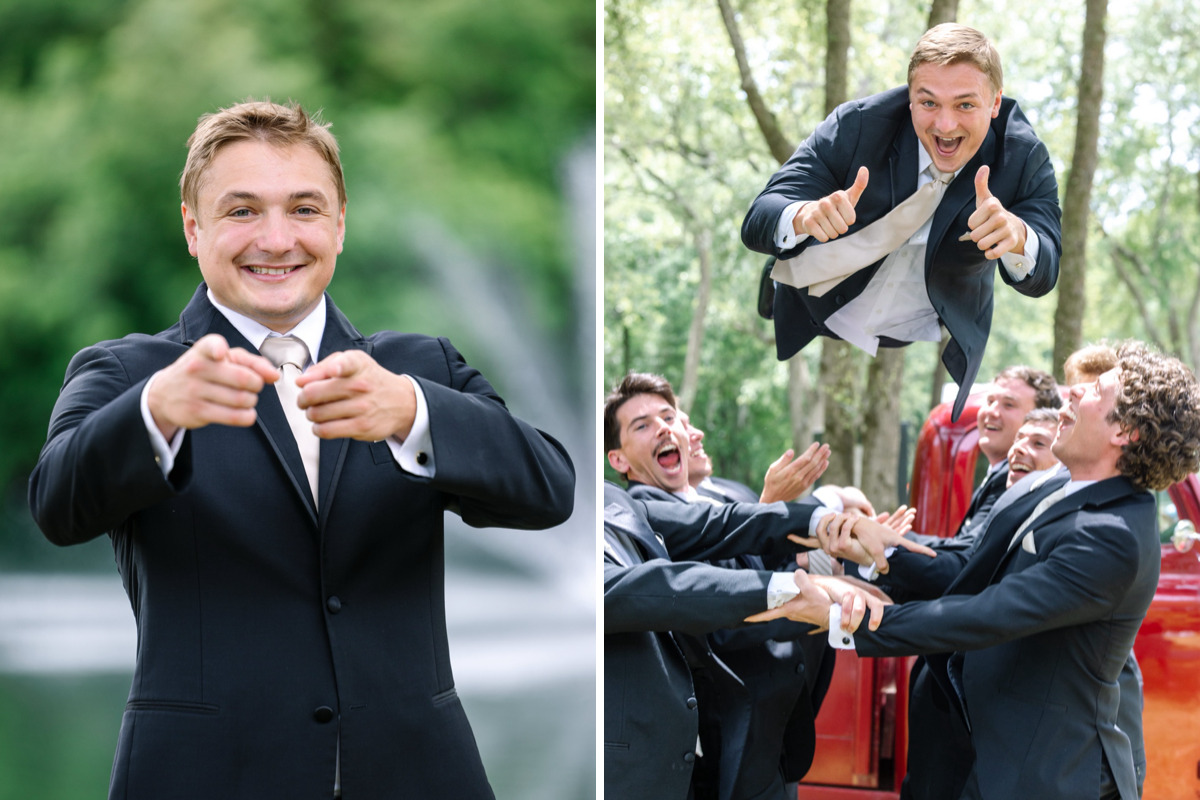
[603,372,676,456]
[181,99,346,210]
[908,23,1003,96]
[995,365,1061,409]
[1023,407,1061,426]
[1109,342,1200,490]
[1064,343,1118,385]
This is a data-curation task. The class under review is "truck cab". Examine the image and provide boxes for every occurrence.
[797,393,1200,799]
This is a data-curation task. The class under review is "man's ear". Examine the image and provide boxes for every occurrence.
[1113,426,1134,448]
[607,449,629,475]
[182,203,199,257]
[990,90,1003,119]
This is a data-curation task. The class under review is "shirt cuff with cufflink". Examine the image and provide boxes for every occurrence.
[386,375,435,477]
[775,201,810,251]
[827,605,856,650]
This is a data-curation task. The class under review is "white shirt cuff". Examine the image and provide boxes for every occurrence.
[999,224,1040,281]
[766,571,800,609]
[387,375,435,477]
[856,546,896,581]
[827,605,856,649]
[775,201,810,251]
[141,372,185,477]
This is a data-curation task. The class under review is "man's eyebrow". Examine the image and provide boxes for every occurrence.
[214,190,331,205]
[913,87,983,101]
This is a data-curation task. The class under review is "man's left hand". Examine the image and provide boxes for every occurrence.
[967,165,1027,260]
[296,350,417,441]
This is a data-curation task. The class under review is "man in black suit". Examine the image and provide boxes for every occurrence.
[605,373,925,800]
[604,481,885,800]
[28,100,574,799]
[760,342,1200,800]
[742,24,1061,420]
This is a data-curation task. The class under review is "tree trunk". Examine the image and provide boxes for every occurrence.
[716,0,795,163]
[788,356,815,455]
[824,0,850,114]
[817,340,861,487]
[1052,0,1107,378]
[926,0,959,28]
[862,349,905,508]
[679,228,714,411]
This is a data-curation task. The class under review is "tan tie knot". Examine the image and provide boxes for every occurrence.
[929,167,952,185]
[260,335,310,371]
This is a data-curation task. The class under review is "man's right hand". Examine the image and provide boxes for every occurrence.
[760,442,831,503]
[147,334,280,440]
[792,166,869,242]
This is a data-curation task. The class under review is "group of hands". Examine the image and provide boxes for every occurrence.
[738,433,938,636]
[793,165,1027,261]
[748,504,935,636]
[146,333,418,444]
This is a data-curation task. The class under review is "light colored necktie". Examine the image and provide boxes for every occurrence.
[260,335,319,506]
[772,168,952,297]
[1006,485,1068,552]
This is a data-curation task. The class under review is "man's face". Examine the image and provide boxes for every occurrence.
[1005,421,1059,488]
[182,140,345,333]
[977,376,1038,465]
[607,393,689,493]
[1053,369,1128,479]
[679,410,713,487]
[909,61,1002,175]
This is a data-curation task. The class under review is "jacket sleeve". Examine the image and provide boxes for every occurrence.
[604,556,771,636]
[28,344,190,546]
[411,337,574,530]
[998,137,1060,298]
[854,509,1152,658]
[741,102,862,258]
[640,498,818,562]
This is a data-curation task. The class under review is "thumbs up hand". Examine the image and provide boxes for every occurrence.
[793,166,870,242]
[965,165,1027,260]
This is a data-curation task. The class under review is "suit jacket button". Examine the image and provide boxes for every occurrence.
[683,752,696,763]
[416,451,429,466]
[686,697,698,709]
[834,294,846,306]
[313,706,335,724]
[326,596,342,614]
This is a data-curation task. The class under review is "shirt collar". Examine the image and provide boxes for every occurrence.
[206,288,327,366]
[916,145,962,182]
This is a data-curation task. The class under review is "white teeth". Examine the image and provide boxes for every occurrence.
[248,266,295,275]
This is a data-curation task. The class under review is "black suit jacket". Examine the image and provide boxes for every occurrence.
[603,482,816,800]
[28,285,575,799]
[742,87,1061,420]
[631,482,828,800]
[854,475,1157,800]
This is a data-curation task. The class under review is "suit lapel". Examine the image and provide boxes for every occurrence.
[178,286,319,524]
[313,296,372,528]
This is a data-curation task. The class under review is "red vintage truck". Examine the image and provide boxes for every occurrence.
[797,394,1200,800]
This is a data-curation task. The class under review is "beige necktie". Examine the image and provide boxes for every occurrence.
[1006,485,1068,553]
[772,168,952,297]
[260,335,319,506]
